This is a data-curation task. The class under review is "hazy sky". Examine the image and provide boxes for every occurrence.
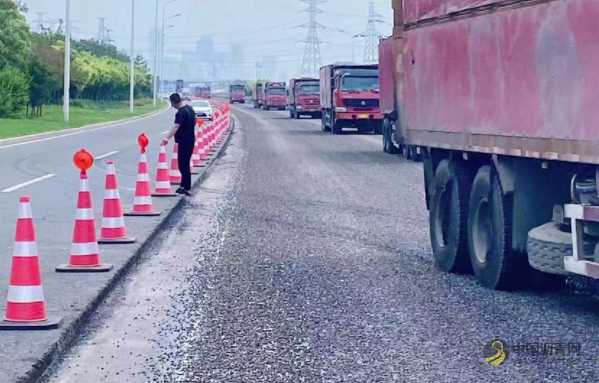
[24,0,392,80]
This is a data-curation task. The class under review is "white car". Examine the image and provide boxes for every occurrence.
[191,99,213,120]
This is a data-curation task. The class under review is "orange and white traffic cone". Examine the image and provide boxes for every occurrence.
[198,128,208,163]
[192,139,201,168]
[170,143,181,185]
[57,171,113,272]
[98,161,136,244]
[152,145,176,197]
[0,197,61,330]
[126,152,161,216]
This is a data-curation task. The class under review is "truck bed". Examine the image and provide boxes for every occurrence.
[395,0,599,164]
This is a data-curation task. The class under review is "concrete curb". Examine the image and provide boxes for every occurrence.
[19,118,236,383]
[0,104,169,147]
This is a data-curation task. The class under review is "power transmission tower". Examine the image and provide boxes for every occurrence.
[364,1,384,63]
[299,0,326,77]
[98,17,107,44]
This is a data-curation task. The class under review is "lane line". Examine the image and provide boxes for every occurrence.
[95,150,119,160]
[0,109,169,151]
[2,174,56,193]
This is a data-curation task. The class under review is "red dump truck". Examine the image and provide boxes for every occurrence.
[263,81,287,110]
[229,83,246,104]
[381,0,599,290]
[288,78,321,119]
[320,63,383,135]
[254,82,264,109]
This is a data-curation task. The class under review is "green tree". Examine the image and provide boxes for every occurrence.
[0,0,32,69]
[0,66,30,117]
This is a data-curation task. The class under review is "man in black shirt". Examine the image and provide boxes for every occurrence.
[162,93,196,196]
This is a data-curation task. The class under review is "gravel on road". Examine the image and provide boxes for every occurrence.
[44,106,599,383]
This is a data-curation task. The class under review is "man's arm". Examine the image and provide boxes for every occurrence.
[162,123,180,145]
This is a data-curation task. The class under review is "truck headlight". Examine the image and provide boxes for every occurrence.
[335,107,347,112]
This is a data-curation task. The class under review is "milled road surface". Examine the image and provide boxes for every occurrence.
[43,105,599,382]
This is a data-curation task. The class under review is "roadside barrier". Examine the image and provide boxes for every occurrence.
[152,145,177,197]
[98,161,136,244]
[126,133,161,216]
[169,143,182,185]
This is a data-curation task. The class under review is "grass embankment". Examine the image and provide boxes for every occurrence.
[0,99,165,139]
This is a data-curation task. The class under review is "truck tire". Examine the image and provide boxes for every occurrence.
[331,113,342,134]
[383,119,400,154]
[429,159,473,273]
[527,222,596,276]
[467,165,526,290]
[321,115,330,132]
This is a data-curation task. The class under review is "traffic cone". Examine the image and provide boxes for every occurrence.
[192,138,201,168]
[198,128,208,163]
[170,143,181,185]
[152,145,177,197]
[126,152,161,216]
[98,161,136,244]
[190,154,200,175]
[57,172,113,272]
[0,197,62,330]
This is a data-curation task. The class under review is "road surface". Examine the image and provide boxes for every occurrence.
[42,105,599,382]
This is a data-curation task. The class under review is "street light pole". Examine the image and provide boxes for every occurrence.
[63,0,71,123]
[153,0,159,106]
[129,0,136,113]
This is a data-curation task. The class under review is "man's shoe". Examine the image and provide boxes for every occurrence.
[182,190,192,197]
[175,187,185,194]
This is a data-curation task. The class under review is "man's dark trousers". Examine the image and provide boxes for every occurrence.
[178,141,194,191]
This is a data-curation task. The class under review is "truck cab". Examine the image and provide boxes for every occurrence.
[288,78,320,119]
[320,64,383,135]
[229,84,246,104]
[263,82,287,111]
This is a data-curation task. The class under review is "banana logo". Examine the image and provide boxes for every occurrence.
[483,339,508,367]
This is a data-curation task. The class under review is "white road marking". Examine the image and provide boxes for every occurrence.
[95,150,119,160]
[2,174,56,193]
[0,109,167,151]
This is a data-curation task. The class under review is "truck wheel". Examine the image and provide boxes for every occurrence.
[383,119,400,154]
[527,222,596,275]
[321,115,330,132]
[295,110,301,119]
[429,159,473,273]
[467,166,525,290]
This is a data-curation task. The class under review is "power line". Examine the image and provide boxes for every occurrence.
[298,0,326,77]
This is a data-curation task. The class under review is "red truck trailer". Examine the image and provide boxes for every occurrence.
[254,82,264,109]
[381,0,599,290]
[288,78,321,119]
[320,63,383,135]
[229,83,246,104]
[263,81,287,110]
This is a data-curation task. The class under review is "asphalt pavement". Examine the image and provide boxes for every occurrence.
[40,104,599,382]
